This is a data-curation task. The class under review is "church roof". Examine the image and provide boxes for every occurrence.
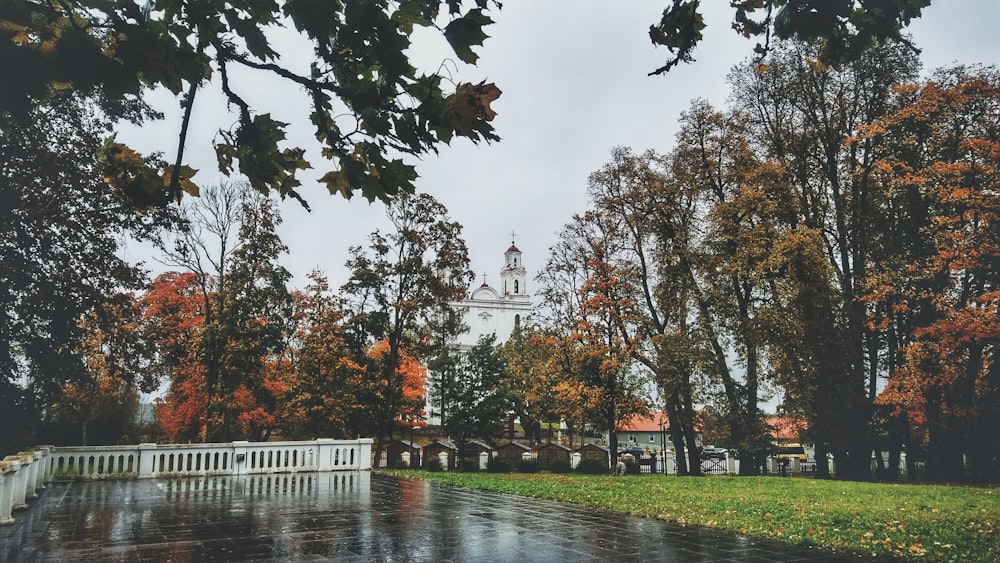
[507,244,520,253]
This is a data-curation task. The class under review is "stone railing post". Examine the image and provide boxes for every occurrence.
[17,452,41,499]
[479,451,490,471]
[37,446,54,485]
[4,455,30,510]
[0,460,16,525]
[727,455,737,475]
[314,439,336,471]
[358,438,373,470]
[138,443,158,478]
[791,457,800,473]
[231,441,250,476]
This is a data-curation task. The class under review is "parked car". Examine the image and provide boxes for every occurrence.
[618,446,645,458]
[700,447,727,460]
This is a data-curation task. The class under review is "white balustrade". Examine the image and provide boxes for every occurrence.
[1,438,374,526]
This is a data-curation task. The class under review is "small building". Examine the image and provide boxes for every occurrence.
[385,440,421,468]
[463,440,493,459]
[534,442,571,470]
[575,443,610,466]
[613,411,702,453]
[496,441,531,464]
[422,440,457,469]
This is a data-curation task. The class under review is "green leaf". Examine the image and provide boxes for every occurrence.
[444,8,493,65]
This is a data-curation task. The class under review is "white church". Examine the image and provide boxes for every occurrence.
[452,241,532,349]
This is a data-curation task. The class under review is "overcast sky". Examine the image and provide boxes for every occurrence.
[118,1,1000,298]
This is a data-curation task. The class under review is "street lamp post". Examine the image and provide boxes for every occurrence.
[659,421,667,475]
[409,425,420,468]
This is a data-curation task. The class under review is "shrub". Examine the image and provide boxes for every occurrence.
[426,457,444,472]
[549,459,572,473]
[576,458,609,475]
[460,457,481,472]
[516,458,540,473]
[621,457,640,476]
[486,456,511,473]
[388,458,410,470]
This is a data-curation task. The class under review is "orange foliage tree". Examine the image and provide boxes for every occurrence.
[143,272,208,442]
[862,69,1000,481]
[51,294,154,445]
[280,272,368,440]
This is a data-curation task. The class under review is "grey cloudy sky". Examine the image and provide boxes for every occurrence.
[119,1,1000,296]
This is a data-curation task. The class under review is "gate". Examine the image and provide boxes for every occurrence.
[700,457,728,475]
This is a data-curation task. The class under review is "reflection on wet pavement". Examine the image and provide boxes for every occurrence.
[0,472,861,562]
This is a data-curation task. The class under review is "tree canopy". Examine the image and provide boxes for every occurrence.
[1,0,502,207]
[649,0,931,75]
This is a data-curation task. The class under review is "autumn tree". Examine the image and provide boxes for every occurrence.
[361,340,428,452]
[49,294,157,446]
[156,182,292,442]
[280,272,367,440]
[500,327,561,445]
[537,209,650,464]
[575,149,704,472]
[443,334,515,466]
[144,272,209,442]
[341,192,473,462]
[0,88,172,455]
[2,1,502,207]
[727,41,920,479]
[860,68,1000,482]
[211,192,292,441]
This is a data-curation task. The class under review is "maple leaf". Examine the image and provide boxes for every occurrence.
[443,81,502,136]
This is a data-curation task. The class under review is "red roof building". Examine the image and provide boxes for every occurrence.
[611,411,702,452]
[766,416,807,444]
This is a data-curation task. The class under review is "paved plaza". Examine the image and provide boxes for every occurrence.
[0,472,861,562]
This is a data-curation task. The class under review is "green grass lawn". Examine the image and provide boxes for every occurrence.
[380,470,999,562]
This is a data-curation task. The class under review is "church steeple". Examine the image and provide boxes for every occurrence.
[501,233,527,297]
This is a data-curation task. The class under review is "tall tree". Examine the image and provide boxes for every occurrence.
[50,294,156,446]
[210,192,292,441]
[156,182,292,441]
[341,192,472,462]
[443,334,515,466]
[728,41,920,479]
[861,68,1000,482]
[500,327,561,445]
[0,89,170,455]
[3,1,501,206]
[538,209,650,464]
[144,272,209,442]
[281,272,367,440]
[581,147,705,473]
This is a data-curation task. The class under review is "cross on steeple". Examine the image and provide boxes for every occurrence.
[510,229,517,245]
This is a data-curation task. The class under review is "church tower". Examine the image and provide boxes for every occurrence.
[501,242,527,297]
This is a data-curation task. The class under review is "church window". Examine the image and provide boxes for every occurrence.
[514,280,519,293]
[515,314,521,329]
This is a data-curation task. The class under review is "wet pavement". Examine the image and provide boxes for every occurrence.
[0,472,862,562]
